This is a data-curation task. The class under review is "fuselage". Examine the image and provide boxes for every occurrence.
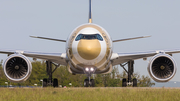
[66,23,113,74]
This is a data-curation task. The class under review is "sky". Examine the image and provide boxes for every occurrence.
[0,0,180,81]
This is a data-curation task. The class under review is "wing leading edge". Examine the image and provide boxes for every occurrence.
[111,49,180,66]
[0,49,67,65]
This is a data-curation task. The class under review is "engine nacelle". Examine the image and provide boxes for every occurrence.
[3,54,32,83]
[148,54,177,82]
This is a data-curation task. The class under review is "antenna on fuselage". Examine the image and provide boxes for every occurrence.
[88,0,92,23]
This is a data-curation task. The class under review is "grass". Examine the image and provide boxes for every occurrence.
[0,87,180,101]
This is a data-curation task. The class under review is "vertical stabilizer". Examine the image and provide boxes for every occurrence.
[88,0,92,23]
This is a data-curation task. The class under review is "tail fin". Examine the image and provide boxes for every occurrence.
[88,0,92,23]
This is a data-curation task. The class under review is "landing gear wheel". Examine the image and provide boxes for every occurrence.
[122,78,127,87]
[133,78,137,87]
[90,79,95,87]
[53,78,58,88]
[43,78,47,87]
[84,79,89,87]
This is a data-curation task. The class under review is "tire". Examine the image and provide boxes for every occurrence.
[90,79,95,87]
[84,79,89,87]
[53,78,58,88]
[122,78,127,87]
[43,78,47,87]
[133,78,137,87]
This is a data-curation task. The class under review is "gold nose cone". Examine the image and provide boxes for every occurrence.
[78,40,101,60]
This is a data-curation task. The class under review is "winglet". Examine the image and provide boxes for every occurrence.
[88,0,92,23]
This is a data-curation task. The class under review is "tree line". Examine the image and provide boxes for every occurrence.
[0,60,155,87]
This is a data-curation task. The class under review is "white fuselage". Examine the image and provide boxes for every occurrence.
[66,23,113,74]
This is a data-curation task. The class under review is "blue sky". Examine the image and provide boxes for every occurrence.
[0,0,180,81]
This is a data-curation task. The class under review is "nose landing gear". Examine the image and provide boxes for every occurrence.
[83,67,96,87]
[84,78,95,87]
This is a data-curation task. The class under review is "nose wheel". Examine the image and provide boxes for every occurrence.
[90,79,95,87]
[84,79,95,87]
[84,79,89,87]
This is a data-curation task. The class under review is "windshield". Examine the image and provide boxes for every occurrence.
[75,34,103,41]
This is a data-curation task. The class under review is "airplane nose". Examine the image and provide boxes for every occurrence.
[78,40,101,60]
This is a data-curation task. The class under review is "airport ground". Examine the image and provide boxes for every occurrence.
[0,87,179,101]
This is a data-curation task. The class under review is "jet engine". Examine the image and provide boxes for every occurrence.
[148,54,177,82]
[3,54,32,83]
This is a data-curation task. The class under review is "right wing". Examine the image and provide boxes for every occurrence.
[0,49,67,65]
[30,36,66,42]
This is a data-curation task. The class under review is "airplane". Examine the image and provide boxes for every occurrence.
[0,0,179,87]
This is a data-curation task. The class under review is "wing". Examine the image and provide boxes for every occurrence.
[0,49,67,65]
[30,36,66,42]
[111,49,180,66]
[112,36,151,42]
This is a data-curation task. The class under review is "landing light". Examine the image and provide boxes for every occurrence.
[90,68,94,71]
[85,68,89,71]
[85,67,94,72]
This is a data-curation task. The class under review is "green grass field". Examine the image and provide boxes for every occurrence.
[0,87,180,101]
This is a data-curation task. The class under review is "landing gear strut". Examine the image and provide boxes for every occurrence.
[43,61,59,87]
[120,60,137,87]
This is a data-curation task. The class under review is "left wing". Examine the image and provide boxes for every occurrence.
[112,36,151,42]
[0,49,67,65]
[111,49,180,66]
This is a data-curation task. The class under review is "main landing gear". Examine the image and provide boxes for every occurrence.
[120,60,137,87]
[43,61,60,88]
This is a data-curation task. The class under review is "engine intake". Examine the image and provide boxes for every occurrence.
[148,54,177,82]
[3,54,32,82]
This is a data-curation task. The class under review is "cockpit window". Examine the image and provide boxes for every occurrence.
[75,34,103,41]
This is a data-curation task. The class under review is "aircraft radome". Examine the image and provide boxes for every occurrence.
[1,0,179,87]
